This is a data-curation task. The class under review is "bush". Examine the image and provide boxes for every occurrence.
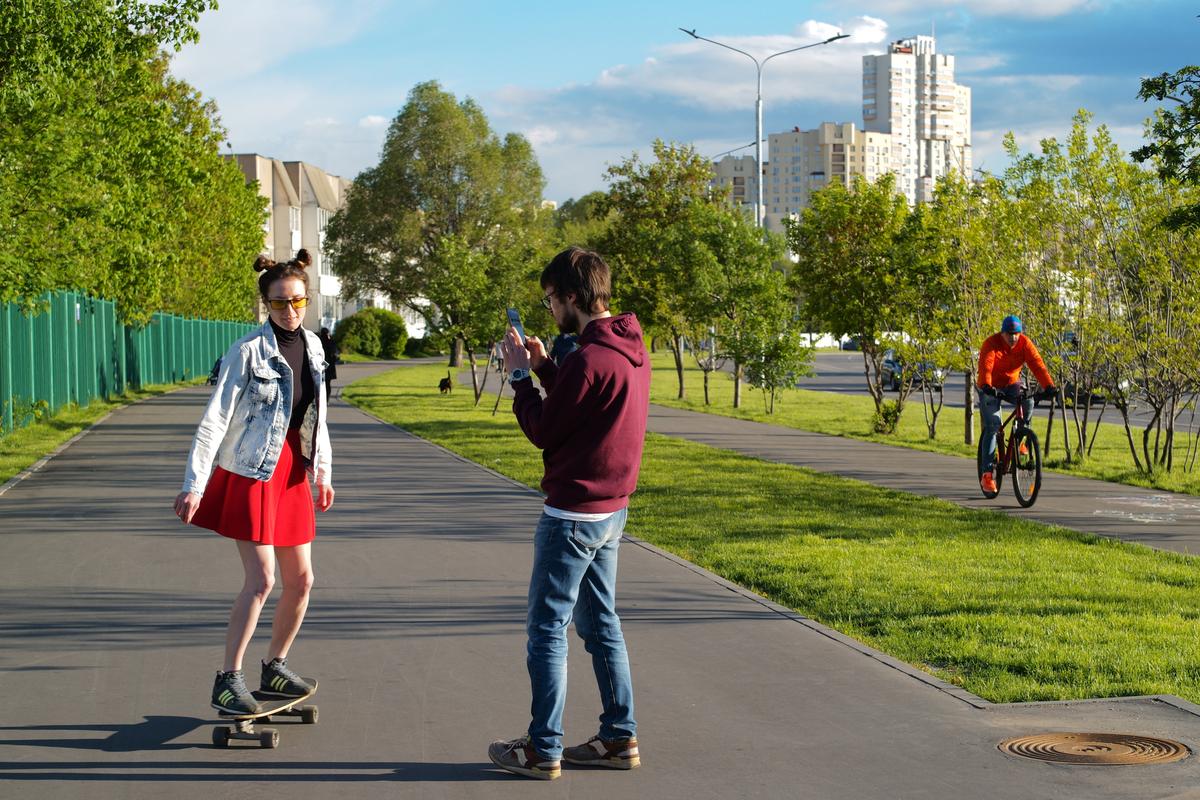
[371,308,408,359]
[872,400,902,434]
[333,308,408,359]
[333,311,381,357]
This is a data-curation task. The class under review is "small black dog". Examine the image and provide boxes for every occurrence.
[438,370,453,394]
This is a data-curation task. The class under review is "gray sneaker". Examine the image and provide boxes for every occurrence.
[211,670,261,715]
[562,735,640,769]
[488,735,562,780]
[260,657,314,698]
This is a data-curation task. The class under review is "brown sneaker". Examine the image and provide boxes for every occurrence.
[563,735,640,769]
[488,735,561,780]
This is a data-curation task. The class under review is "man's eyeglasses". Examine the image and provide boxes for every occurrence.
[540,294,554,310]
[268,296,309,311]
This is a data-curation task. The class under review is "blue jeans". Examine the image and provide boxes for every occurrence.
[979,386,1032,473]
[526,508,636,759]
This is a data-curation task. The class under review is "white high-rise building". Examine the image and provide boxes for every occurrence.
[862,35,971,204]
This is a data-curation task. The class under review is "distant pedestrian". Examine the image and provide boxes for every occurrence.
[174,248,334,716]
[318,326,339,400]
[489,247,650,780]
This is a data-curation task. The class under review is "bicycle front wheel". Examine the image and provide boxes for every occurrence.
[1011,428,1042,507]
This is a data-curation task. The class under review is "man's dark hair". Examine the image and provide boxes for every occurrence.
[540,247,611,313]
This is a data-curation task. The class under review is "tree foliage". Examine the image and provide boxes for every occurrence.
[324,80,549,400]
[1134,65,1200,229]
[1,1,264,324]
[786,174,909,428]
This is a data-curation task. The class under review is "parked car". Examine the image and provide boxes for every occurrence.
[881,349,946,391]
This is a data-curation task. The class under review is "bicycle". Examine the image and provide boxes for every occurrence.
[976,388,1045,508]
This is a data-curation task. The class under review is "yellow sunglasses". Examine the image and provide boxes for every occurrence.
[267,296,309,311]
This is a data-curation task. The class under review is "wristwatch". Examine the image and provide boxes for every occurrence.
[509,367,530,383]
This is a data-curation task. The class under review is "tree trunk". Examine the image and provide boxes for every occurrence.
[1118,402,1147,474]
[1086,399,1107,458]
[964,371,974,445]
[466,340,483,406]
[1044,395,1056,459]
[703,369,711,405]
[733,363,743,409]
[669,333,686,400]
[450,337,464,367]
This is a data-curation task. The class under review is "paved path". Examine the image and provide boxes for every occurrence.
[3,363,1200,799]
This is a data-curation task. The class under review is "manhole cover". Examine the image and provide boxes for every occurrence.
[998,733,1189,765]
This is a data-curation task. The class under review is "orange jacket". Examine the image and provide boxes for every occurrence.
[977,332,1054,390]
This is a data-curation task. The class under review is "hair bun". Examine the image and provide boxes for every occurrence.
[253,255,276,272]
[295,249,312,267]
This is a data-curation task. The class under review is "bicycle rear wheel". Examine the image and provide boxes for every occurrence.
[1011,427,1042,507]
[976,430,1003,498]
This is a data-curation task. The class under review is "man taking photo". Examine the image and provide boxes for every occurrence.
[489,247,650,781]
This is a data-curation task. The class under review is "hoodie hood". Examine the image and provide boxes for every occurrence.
[578,313,646,367]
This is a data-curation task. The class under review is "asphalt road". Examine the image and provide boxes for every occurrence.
[5,362,1200,799]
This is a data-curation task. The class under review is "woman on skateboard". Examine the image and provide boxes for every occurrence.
[174,249,334,715]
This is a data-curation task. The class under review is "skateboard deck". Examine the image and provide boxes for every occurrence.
[212,678,318,748]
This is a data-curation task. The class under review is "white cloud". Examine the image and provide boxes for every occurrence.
[838,0,1102,19]
[358,115,389,128]
[973,73,1086,92]
[171,0,387,85]
[524,125,560,147]
[578,17,888,114]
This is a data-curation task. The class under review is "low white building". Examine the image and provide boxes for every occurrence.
[229,153,391,333]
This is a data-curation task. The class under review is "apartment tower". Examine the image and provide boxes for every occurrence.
[862,35,971,204]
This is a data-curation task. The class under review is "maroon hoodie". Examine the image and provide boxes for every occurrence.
[511,312,650,513]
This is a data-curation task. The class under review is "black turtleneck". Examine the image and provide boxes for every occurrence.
[270,319,314,429]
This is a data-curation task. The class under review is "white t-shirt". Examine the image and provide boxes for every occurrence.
[543,504,618,522]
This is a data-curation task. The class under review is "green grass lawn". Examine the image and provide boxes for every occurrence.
[0,381,202,485]
[648,351,1200,496]
[338,351,384,363]
[344,364,1200,706]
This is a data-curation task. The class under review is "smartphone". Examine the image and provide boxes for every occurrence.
[506,307,526,344]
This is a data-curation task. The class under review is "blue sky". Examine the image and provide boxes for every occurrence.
[170,0,1197,203]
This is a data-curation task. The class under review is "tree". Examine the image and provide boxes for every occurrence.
[893,203,962,439]
[743,321,814,415]
[599,141,720,400]
[0,1,265,323]
[689,201,800,409]
[1134,65,1200,229]
[786,174,910,432]
[324,80,548,398]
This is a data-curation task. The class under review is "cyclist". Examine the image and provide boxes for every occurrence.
[977,315,1057,494]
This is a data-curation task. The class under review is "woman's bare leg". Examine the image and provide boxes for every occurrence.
[268,542,314,661]
[223,540,275,672]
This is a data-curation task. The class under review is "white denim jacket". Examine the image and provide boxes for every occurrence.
[181,322,331,496]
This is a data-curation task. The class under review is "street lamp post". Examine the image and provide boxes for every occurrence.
[680,28,849,228]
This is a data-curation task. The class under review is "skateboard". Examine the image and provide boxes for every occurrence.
[211,678,318,749]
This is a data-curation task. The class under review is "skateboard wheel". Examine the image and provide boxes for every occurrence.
[260,729,279,749]
[212,726,231,748]
[301,705,318,725]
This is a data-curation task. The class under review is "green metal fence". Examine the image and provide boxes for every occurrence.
[1,291,257,435]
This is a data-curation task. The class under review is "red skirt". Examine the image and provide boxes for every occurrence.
[191,428,316,546]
